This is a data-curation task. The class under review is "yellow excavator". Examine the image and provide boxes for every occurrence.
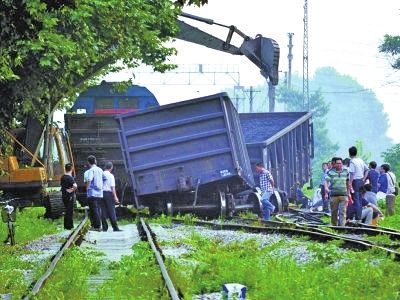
[0,116,73,218]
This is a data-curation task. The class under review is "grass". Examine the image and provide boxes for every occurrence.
[0,207,63,298]
[378,195,400,230]
[364,233,397,246]
[92,242,169,300]
[0,207,62,245]
[163,229,400,300]
[33,247,102,300]
[302,183,315,199]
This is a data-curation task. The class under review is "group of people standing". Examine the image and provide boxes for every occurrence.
[317,146,396,226]
[255,145,398,226]
[60,155,121,232]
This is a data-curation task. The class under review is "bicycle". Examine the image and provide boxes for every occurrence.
[1,200,17,245]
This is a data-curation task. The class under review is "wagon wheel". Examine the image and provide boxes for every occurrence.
[218,191,227,218]
[250,191,262,217]
[269,191,283,213]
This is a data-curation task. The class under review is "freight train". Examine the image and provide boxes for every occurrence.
[65,81,159,205]
[116,92,260,216]
[65,83,313,216]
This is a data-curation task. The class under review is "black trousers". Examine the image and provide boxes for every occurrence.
[62,194,75,230]
[88,197,102,229]
[101,191,119,231]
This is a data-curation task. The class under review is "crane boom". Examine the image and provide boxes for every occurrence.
[176,13,280,85]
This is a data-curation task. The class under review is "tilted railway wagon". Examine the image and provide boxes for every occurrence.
[239,112,313,200]
[116,93,260,216]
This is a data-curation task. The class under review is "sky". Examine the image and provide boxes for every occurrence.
[104,0,400,142]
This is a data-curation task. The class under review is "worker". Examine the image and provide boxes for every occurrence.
[325,157,350,226]
[101,162,122,232]
[348,146,368,221]
[255,162,275,221]
[60,163,77,230]
[84,155,104,231]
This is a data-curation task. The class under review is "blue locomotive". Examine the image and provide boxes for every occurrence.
[70,81,159,114]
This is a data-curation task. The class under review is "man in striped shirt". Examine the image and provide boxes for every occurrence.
[255,162,275,221]
[325,157,351,226]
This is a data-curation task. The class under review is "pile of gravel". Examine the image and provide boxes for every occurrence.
[150,223,322,266]
[19,230,71,283]
[150,223,285,250]
[21,230,71,263]
[268,244,315,265]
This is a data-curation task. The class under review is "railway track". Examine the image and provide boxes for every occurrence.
[170,217,400,261]
[21,211,182,299]
[23,211,89,299]
[137,218,181,300]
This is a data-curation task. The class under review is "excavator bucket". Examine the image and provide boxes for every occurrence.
[240,36,280,85]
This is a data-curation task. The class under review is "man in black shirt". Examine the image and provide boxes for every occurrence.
[60,163,77,230]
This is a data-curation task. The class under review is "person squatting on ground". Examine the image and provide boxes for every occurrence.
[363,184,378,205]
[84,155,105,231]
[255,162,275,221]
[347,186,383,225]
[348,146,368,221]
[325,157,350,226]
[101,162,122,232]
[295,182,310,209]
[60,163,77,230]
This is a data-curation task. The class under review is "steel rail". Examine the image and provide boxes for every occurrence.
[235,216,400,253]
[139,218,180,300]
[256,215,400,241]
[276,210,400,241]
[171,218,400,261]
[23,210,89,299]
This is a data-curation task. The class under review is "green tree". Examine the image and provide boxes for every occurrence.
[382,144,400,179]
[379,34,400,70]
[309,67,392,160]
[0,0,205,130]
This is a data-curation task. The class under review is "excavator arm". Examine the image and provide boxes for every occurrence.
[176,12,280,85]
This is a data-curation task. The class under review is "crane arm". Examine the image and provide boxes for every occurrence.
[176,13,280,85]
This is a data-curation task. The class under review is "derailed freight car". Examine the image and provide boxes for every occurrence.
[239,112,313,201]
[116,93,260,217]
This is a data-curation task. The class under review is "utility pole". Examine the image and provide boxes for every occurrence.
[287,33,294,90]
[303,0,310,111]
[242,86,260,113]
[249,86,255,113]
[268,81,275,112]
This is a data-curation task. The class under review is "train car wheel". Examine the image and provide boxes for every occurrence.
[249,192,262,217]
[166,202,173,216]
[226,193,235,218]
[269,191,283,213]
[219,191,227,218]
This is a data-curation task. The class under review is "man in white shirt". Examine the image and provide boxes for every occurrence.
[348,146,368,221]
[84,155,105,231]
[386,164,398,195]
[101,162,121,232]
